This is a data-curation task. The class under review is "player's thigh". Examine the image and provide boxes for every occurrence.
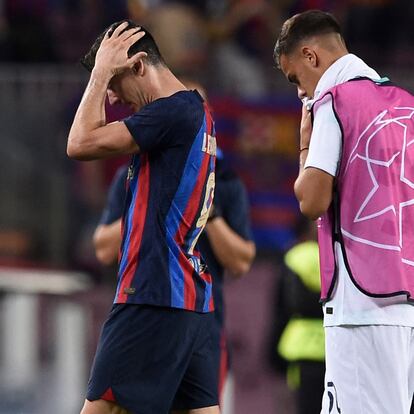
[321,325,412,414]
[172,313,219,412]
[80,399,132,414]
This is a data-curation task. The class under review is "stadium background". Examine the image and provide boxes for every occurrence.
[0,1,413,413]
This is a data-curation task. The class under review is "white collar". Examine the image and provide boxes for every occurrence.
[312,53,380,102]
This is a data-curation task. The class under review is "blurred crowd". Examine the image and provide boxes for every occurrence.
[1,3,414,413]
[1,0,414,274]
[0,0,413,273]
[1,0,414,98]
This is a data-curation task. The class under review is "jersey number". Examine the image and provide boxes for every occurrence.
[188,171,215,255]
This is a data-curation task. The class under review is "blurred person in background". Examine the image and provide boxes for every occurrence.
[67,20,219,414]
[146,3,208,80]
[275,9,414,413]
[133,0,280,97]
[93,80,256,408]
[204,0,279,97]
[270,217,324,414]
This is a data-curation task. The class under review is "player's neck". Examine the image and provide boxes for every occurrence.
[147,67,187,102]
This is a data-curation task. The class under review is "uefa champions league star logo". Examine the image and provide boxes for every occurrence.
[341,106,414,266]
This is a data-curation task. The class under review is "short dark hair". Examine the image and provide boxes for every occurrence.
[81,20,166,72]
[274,10,343,67]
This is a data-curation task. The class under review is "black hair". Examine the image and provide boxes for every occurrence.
[274,10,343,67]
[81,20,166,72]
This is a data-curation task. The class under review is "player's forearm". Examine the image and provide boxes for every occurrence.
[93,220,122,266]
[294,148,310,212]
[298,147,309,173]
[295,102,322,218]
[67,69,111,160]
[205,217,256,276]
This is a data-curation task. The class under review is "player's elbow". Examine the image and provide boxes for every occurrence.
[67,128,103,160]
[294,177,332,220]
[95,247,116,266]
[67,140,93,161]
[228,243,256,277]
[228,262,248,278]
[298,199,326,221]
[67,130,82,158]
[297,193,332,220]
[67,141,77,159]
[93,229,117,266]
[67,138,84,160]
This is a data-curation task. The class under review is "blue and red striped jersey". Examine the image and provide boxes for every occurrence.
[115,90,216,312]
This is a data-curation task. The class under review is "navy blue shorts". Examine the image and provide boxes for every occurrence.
[86,304,219,414]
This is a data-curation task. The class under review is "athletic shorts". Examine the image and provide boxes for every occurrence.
[86,304,219,414]
[321,325,414,414]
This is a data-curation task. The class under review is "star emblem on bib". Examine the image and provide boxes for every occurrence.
[342,106,414,265]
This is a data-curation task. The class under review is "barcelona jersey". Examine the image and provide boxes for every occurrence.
[116,90,216,312]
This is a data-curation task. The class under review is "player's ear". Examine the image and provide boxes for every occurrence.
[132,60,145,77]
[130,51,147,77]
[301,46,318,68]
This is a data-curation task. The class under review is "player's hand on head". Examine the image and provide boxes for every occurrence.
[300,103,312,149]
[94,21,147,78]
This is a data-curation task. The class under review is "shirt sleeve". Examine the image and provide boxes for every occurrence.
[304,97,342,177]
[221,178,253,241]
[99,165,128,225]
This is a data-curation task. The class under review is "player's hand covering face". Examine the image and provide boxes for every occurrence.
[95,22,147,78]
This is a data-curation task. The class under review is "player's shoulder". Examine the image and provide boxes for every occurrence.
[215,167,246,208]
[141,91,205,131]
[216,162,243,189]
[148,90,203,113]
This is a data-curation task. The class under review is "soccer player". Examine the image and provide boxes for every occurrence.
[274,10,414,413]
[67,20,219,414]
[94,111,256,405]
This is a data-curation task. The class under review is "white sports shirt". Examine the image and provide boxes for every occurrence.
[305,53,414,327]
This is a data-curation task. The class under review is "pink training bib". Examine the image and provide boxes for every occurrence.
[314,78,414,301]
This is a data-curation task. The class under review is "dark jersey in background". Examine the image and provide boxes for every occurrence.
[197,159,253,326]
